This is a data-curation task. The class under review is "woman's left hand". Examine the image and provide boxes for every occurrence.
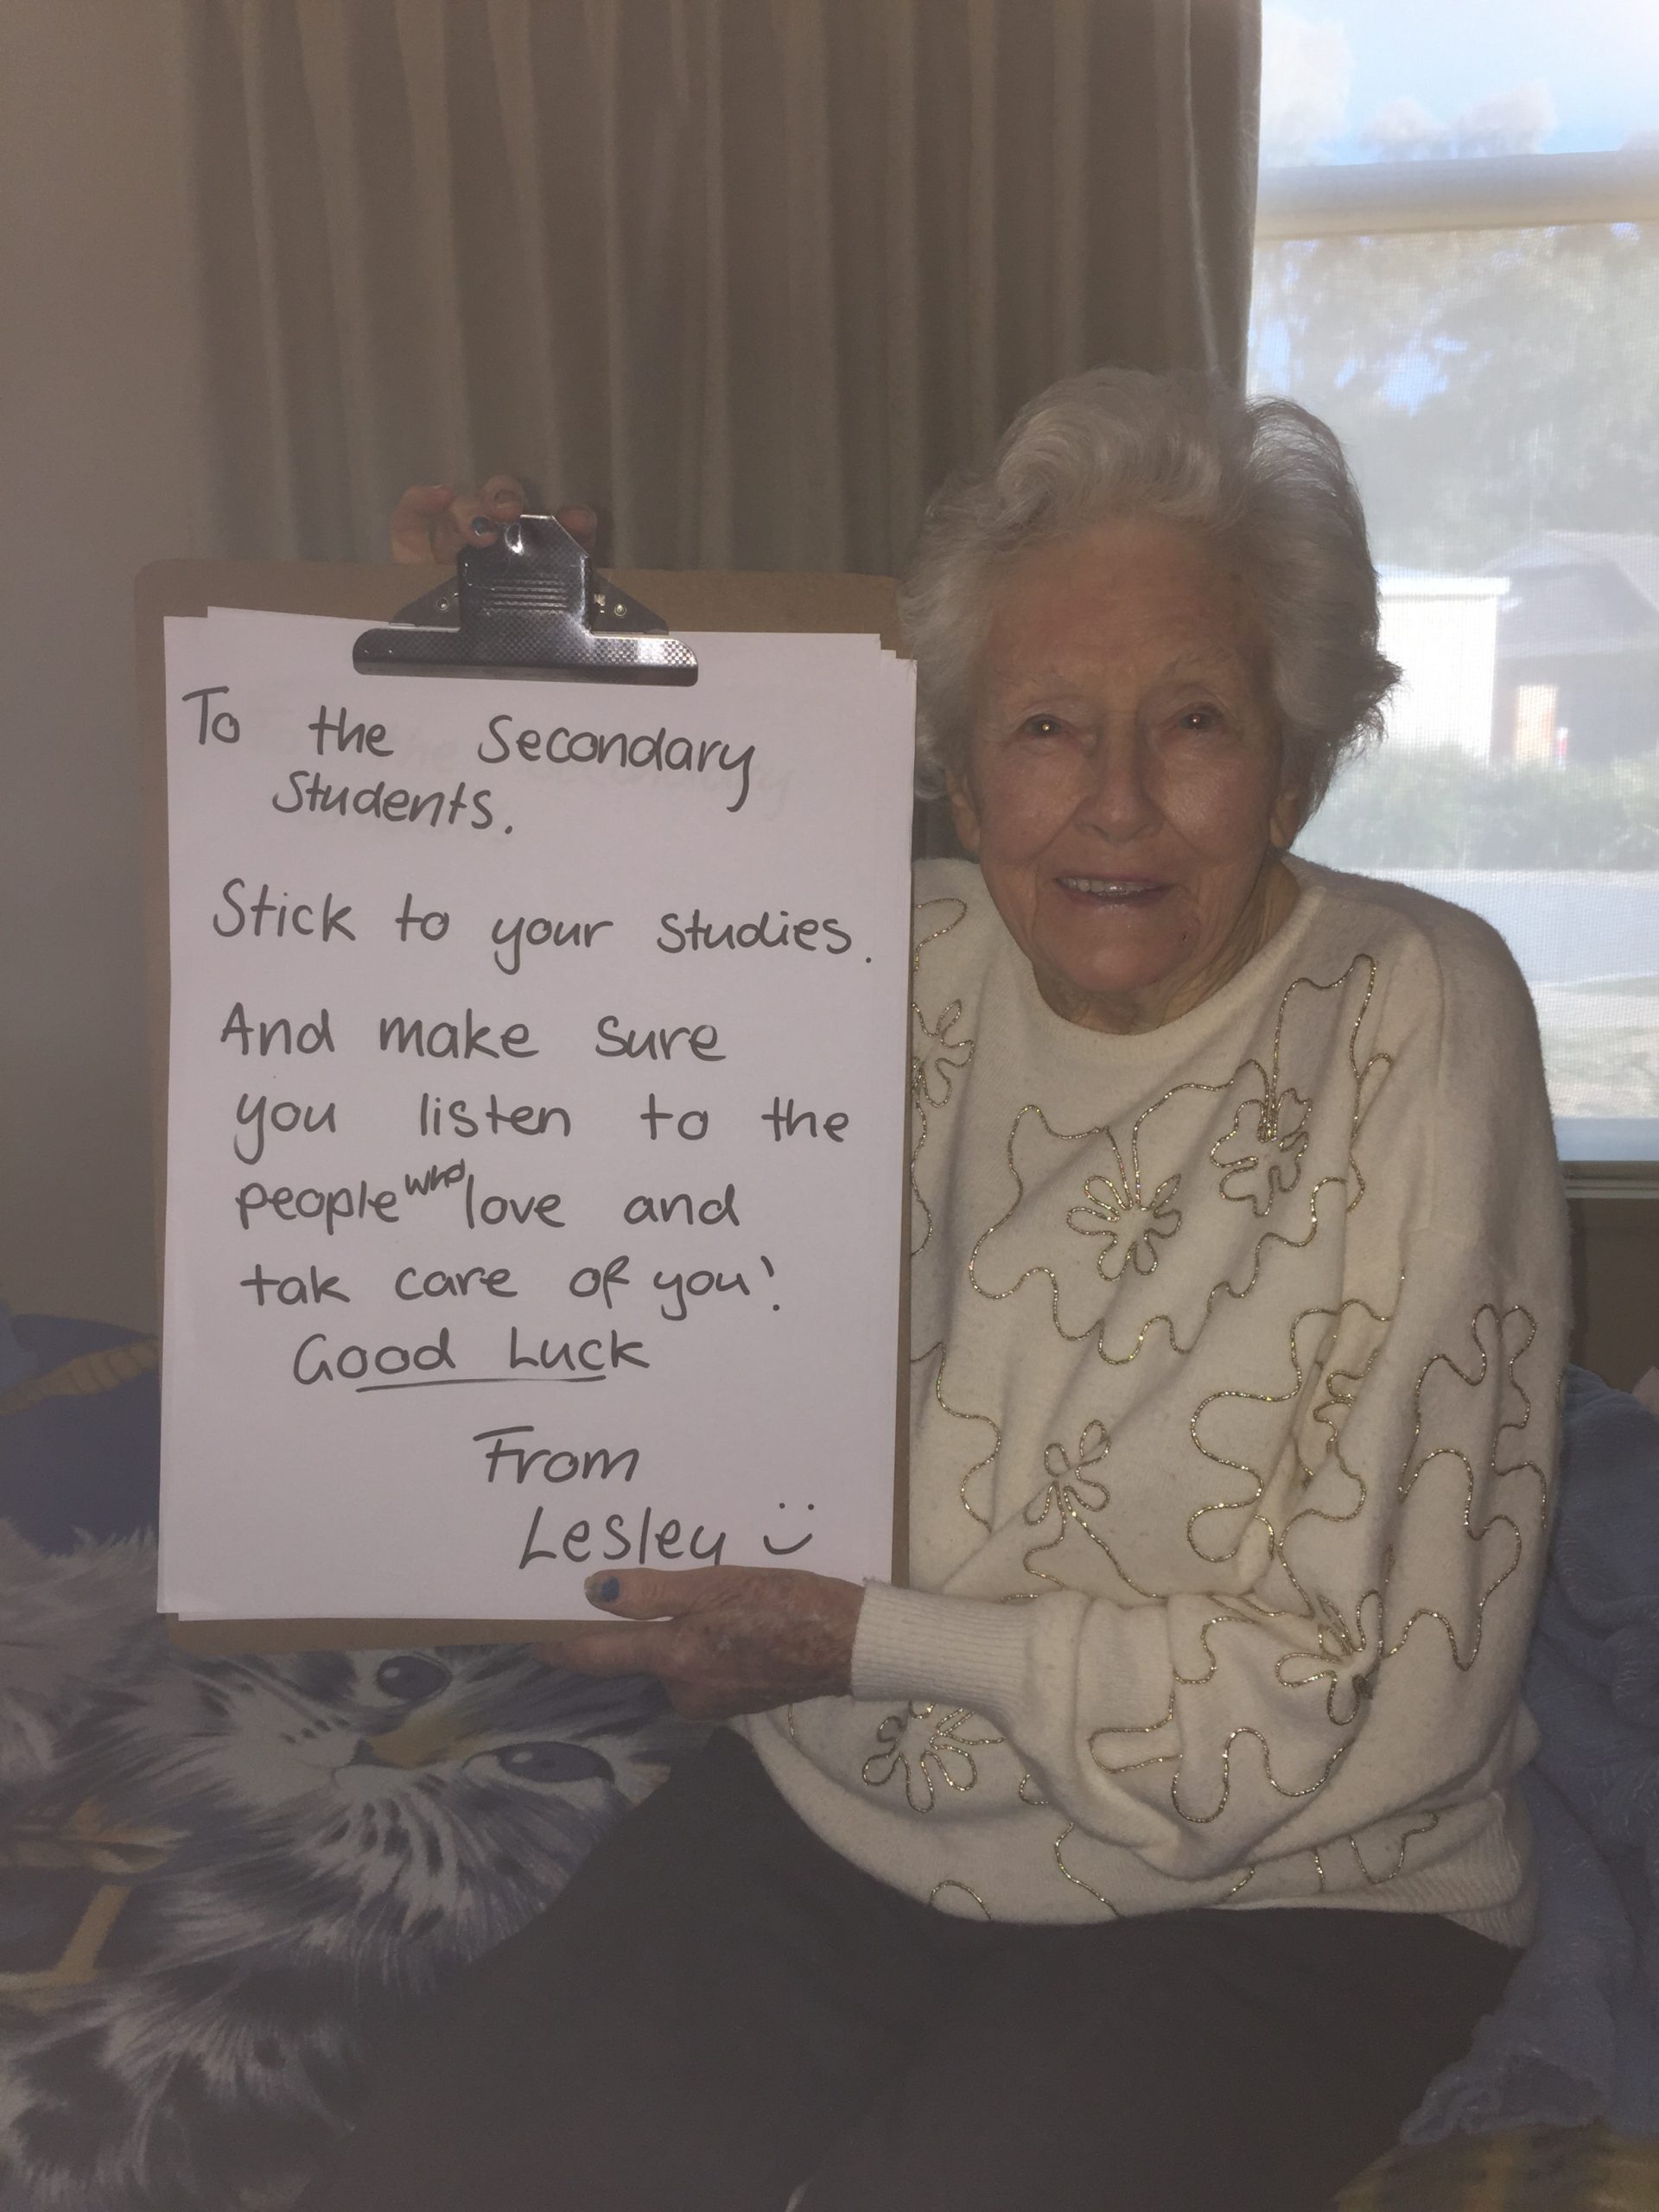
[537,1567,864,1720]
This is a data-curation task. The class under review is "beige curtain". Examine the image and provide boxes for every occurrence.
[185,0,1261,570]
[1,0,1257,1332]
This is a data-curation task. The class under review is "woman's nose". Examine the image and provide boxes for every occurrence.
[1074,731,1158,839]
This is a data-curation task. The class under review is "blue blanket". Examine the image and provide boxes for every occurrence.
[1405,1366,1659,2142]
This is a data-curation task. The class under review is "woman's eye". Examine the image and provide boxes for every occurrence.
[1017,715,1066,739]
[1178,706,1224,734]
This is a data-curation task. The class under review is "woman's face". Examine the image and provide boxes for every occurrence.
[950,517,1301,1033]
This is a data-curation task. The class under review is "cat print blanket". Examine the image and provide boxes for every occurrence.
[0,1312,696,2212]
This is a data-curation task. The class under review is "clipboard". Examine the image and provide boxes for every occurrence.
[137,540,910,1654]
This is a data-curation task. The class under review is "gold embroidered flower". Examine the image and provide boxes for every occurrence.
[861,1701,1002,1812]
[1024,1421,1113,1535]
[1065,1166,1182,1279]
[910,1001,976,1257]
[1021,1420,1145,1592]
[1290,1341,1377,1507]
[1382,1301,1544,1672]
[1211,1080,1312,1215]
[911,1000,975,1112]
[1274,1587,1384,1726]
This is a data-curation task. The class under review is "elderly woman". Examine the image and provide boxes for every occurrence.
[301,371,1567,2212]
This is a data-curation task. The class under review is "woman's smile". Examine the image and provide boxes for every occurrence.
[1054,873,1170,904]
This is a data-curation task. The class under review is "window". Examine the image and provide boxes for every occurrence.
[1252,3,1659,1170]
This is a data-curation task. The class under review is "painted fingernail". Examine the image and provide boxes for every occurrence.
[470,516,497,538]
[588,1576,621,1605]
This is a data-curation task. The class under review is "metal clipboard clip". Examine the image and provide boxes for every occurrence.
[354,512,697,686]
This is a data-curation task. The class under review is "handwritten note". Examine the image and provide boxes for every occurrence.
[159,610,915,1621]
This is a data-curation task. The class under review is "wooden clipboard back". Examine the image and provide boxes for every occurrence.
[137,561,909,1654]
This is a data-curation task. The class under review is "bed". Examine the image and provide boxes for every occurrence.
[2,1308,1655,2210]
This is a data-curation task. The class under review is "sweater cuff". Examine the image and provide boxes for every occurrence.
[852,1582,1036,1717]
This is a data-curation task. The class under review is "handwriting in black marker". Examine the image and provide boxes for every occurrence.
[518,1502,728,1571]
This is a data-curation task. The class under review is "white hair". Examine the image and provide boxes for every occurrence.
[899,366,1399,817]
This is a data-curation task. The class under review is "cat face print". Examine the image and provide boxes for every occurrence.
[69,1642,698,1978]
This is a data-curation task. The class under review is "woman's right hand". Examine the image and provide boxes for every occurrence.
[389,474,599,563]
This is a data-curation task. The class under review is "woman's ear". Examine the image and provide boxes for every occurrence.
[946,772,982,858]
[1268,779,1304,852]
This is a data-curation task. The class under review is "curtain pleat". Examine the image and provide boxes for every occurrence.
[179,0,1260,570]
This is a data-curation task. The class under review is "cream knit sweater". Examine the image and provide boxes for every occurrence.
[742,856,1568,1943]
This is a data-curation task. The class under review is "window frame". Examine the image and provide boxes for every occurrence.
[1255,148,1659,239]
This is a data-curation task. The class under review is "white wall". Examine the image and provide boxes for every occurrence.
[1376,575,1508,759]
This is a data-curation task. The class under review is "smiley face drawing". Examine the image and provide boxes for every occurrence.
[763,1501,816,1555]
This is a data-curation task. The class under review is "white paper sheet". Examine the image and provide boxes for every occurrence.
[159,611,915,1619]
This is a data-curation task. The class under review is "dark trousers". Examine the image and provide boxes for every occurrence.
[295,1730,1515,2212]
